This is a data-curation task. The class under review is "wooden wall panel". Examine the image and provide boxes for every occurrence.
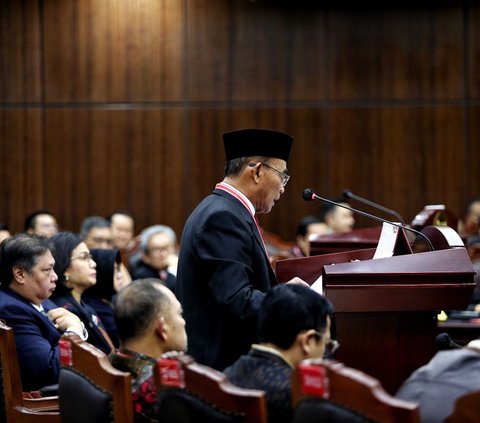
[0,0,479,243]
[467,2,480,97]
[187,0,327,101]
[0,0,41,102]
[43,0,184,102]
[466,107,480,204]
[325,5,464,100]
[0,110,43,232]
[43,109,185,236]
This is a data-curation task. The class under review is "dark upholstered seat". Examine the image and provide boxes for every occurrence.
[58,336,133,423]
[156,355,268,423]
[291,359,420,423]
[0,320,60,423]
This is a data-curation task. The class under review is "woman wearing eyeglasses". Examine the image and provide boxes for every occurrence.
[50,231,114,354]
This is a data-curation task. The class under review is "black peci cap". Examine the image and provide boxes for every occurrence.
[223,128,293,162]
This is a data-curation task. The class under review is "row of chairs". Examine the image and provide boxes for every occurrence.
[1,319,479,423]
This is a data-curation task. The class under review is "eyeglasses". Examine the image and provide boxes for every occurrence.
[249,162,290,186]
[313,331,340,354]
[71,252,94,262]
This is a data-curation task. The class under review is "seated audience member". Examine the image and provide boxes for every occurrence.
[224,284,335,423]
[0,223,11,243]
[293,215,331,257]
[50,232,113,354]
[109,278,187,422]
[107,210,135,255]
[130,225,177,292]
[396,340,480,423]
[83,248,125,348]
[79,215,113,249]
[0,233,85,391]
[321,200,355,234]
[24,209,59,238]
[107,210,134,284]
[459,196,480,237]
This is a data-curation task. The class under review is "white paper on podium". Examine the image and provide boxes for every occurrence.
[373,222,400,259]
[310,275,323,295]
[310,274,323,295]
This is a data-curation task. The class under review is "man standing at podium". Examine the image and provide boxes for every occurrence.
[176,128,308,371]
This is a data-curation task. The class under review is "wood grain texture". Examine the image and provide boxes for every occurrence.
[0,0,479,242]
[0,0,42,102]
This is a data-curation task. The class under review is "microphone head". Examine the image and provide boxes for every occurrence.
[302,189,315,201]
[342,189,353,199]
[436,332,460,350]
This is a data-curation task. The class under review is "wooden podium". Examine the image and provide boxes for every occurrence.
[275,226,475,394]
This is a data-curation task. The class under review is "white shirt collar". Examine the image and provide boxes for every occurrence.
[217,182,255,216]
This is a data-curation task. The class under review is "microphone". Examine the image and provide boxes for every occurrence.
[302,188,434,251]
[342,189,406,225]
[436,332,463,350]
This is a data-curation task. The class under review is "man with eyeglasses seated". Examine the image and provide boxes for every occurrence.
[0,233,86,391]
[224,284,335,423]
[176,128,310,373]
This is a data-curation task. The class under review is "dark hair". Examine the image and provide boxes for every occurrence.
[320,199,347,221]
[224,156,270,177]
[224,157,251,177]
[113,278,171,343]
[50,232,83,287]
[24,209,54,231]
[0,233,53,286]
[79,216,111,239]
[296,215,324,237]
[84,248,121,300]
[106,210,135,223]
[258,284,334,349]
[0,223,9,231]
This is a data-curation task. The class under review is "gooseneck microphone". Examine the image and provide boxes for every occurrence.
[436,332,463,350]
[302,188,434,251]
[342,189,406,226]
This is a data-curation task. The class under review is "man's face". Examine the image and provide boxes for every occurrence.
[110,214,134,250]
[15,250,58,304]
[297,222,331,256]
[161,287,188,352]
[310,316,332,360]
[327,205,355,233]
[33,214,58,238]
[85,227,113,249]
[144,233,174,270]
[253,159,288,214]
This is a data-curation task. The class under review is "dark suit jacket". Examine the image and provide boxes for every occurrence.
[176,188,277,370]
[50,291,112,354]
[396,348,480,423]
[0,286,61,391]
[224,348,293,423]
[130,260,176,293]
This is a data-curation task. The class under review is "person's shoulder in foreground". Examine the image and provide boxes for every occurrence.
[396,340,480,423]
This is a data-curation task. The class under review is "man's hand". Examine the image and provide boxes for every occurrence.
[47,307,84,333]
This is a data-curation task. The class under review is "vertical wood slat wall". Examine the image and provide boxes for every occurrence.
[1,0,479,241]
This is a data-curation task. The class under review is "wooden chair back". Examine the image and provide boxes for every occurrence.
[445,389,480,423]
[291,359,420,423]
[58,336,133,423]
[0,320,60,423]
[156,355,268,423]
